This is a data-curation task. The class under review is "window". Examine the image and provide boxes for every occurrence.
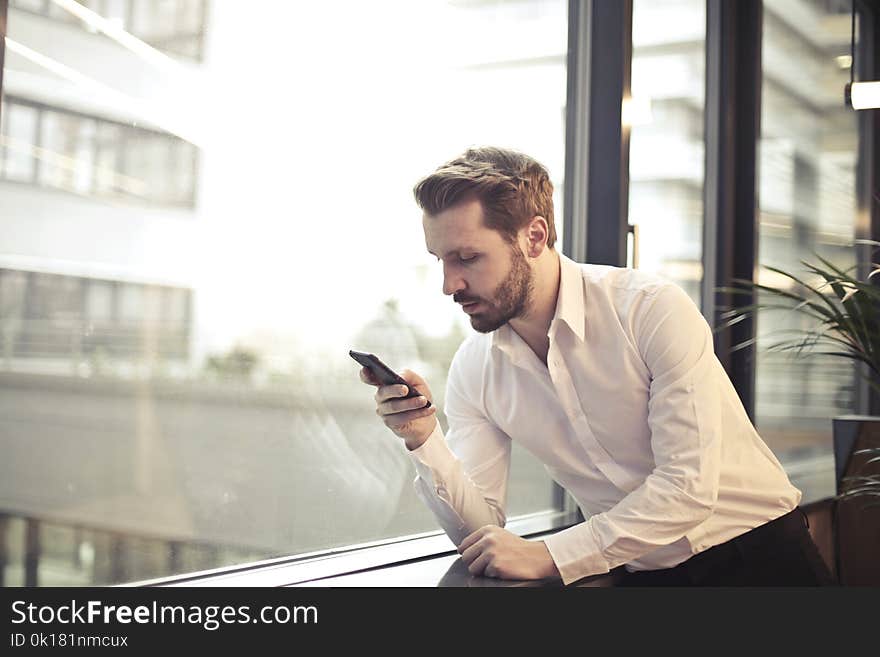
[0,99,38,182]
[0,0,568,585]
[756,0,860,500]
[628,0,706,304]
[11,0,209,61]
[130,0,208,60]
[0,269,192,364]
[0,97,198,206]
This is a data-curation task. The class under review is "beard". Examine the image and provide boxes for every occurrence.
[458,244,534,334]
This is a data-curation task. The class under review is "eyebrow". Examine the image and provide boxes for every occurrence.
[427,248,479,258]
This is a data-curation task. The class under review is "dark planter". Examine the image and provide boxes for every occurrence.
[832,415,880,586]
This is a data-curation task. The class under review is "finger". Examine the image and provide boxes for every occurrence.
[382,405,436,429]
[359,367,380,386]
[378,395,431,416]
[398,368,424,386]
[467,551,493,577]
[458,527,487,553]
[375,384,413,404]
[459,539,484,567]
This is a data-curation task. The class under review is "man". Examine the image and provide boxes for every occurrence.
[359,146,836,586]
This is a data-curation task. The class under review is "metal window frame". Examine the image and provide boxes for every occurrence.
[0,0,6,179]
[563,0,633,267]
[701,0,763,420]
[0,1,6,120]
[855,0,880,416]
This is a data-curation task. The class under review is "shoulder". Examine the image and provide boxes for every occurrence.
[573,262,684,320]
[578,262,672,297]
[449,330,492,378]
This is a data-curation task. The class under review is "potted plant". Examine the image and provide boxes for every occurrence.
[715,240,880,584]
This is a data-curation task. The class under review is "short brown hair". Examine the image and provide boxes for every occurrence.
[413,146,557,249]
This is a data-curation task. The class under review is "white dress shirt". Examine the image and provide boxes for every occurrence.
[407,253,801,585]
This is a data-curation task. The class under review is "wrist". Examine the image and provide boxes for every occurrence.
[539,541,561,579]
[404,423,436,451]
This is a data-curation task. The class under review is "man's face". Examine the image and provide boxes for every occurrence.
[423,198,534,333]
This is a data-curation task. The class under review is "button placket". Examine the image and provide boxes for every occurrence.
[551,353,642,493]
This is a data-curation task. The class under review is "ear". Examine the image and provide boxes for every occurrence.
[523,216,549,257]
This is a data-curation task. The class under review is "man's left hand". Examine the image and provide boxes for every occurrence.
[458,525,561,580]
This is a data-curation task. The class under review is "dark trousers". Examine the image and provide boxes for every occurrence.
[618,507,838,586]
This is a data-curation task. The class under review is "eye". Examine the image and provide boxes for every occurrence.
[459,254,478,263]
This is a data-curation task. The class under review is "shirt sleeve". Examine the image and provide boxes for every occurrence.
[407,341,512,547]
[543,283,724,584]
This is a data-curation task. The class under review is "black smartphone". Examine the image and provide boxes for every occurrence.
[349,349,431,408]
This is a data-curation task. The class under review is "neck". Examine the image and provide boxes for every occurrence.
[509,249,561,362]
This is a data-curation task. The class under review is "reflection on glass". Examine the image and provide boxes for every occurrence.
[1,101,39,181]
[0,0,568,585]
[628,0,706,304]
[11,0,208,61]
[1,97,197,205]
[756,0,859,499]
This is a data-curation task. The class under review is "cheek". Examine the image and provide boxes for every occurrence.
[475,267,504,297]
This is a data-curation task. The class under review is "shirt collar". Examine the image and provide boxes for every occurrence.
[553,252,587,343]
[491,251,586,355]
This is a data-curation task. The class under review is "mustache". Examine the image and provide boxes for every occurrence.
[453,294,482,305]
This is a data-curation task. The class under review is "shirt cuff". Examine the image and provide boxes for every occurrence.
[406,422,459,491]
[542,520,610,586]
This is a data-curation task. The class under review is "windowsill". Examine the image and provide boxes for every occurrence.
[126,510,583,588]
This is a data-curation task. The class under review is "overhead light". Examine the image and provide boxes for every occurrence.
[845,0,879,110]
[846,81,880,110]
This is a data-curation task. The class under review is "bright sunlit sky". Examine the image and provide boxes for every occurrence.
[186,0,568,362]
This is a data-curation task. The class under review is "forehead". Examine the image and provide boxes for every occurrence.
[422,198,506,254]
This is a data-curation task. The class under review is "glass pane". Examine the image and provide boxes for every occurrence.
[10,0,48,14]
[628,0,706,305]
[1,101,39,182]
[47,1,79,24]
[103,0,130,29]
[163,288,189,325]
[94,123,122,197]
[169,139,196,204]
[11,0,202,59]
[0,270,29,363]
[132,0,203,37]
[38,110,96,194]
[1,0,568,585]
[122,131,172,203]
[757,0,859,502]
[20,272,83,358]
[85,280,114,321]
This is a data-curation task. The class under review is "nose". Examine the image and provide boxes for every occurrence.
[442,262,465,297]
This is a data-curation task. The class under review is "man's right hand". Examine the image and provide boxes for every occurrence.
[359,367,438,451]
